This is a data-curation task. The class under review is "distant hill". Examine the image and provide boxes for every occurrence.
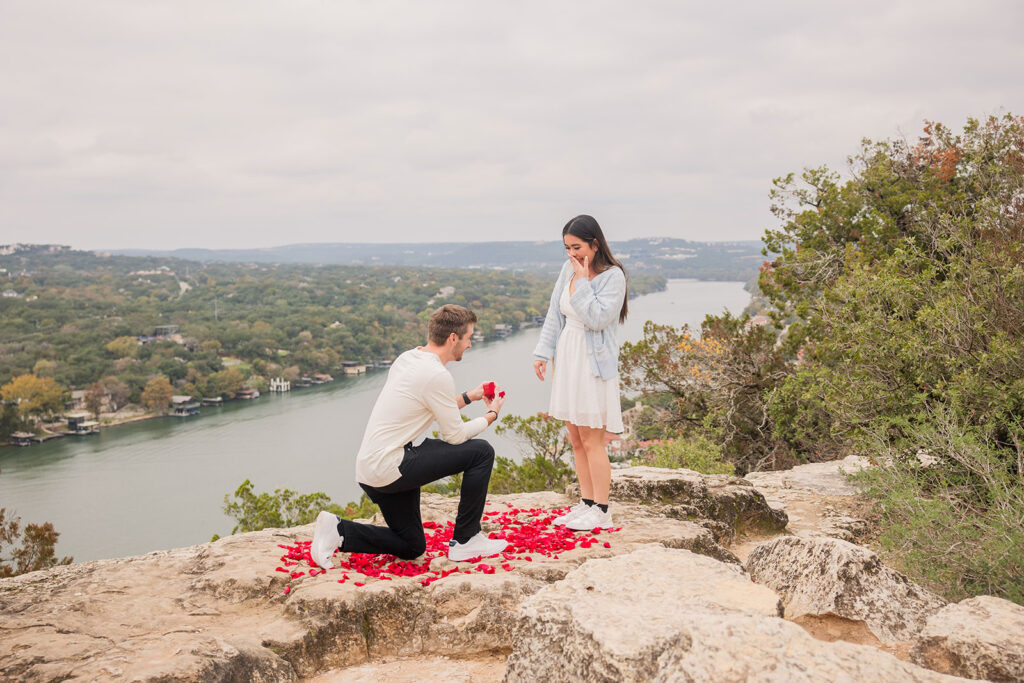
[111,238,767,281]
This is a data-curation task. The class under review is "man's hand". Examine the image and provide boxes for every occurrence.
[466,382,487,403]
[483,386,506,424]
[533,360,546,381]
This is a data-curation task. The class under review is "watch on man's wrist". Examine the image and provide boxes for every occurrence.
[461,391,471,405]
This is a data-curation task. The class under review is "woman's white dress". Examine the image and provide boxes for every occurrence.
[547,276,624,433]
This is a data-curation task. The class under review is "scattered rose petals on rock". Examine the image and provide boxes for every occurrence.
[275,505,620,593]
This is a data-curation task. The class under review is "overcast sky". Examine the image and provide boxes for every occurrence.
[1,1,1021,251]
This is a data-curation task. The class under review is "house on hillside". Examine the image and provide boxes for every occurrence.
[66,389,87,411]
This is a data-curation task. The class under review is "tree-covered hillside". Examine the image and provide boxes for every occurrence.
[0,247,664,432]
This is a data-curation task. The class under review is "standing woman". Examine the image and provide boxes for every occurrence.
[533,215,628,530]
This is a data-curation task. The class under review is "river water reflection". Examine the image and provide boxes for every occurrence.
[0,279,750,562]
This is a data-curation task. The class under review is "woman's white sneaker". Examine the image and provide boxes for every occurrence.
[448,532,508,562]
[566,506,613,531]
[552,501,591,526]
[312,510,343,569]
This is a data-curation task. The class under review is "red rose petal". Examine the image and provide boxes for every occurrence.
[271,506,621,587]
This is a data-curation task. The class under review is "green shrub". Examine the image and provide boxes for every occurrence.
[642,435,735,475]
[487,455,576,494]
[219,479,379,536]
[494,413,571,462]
[619,316,790,474]
[422,474,462,496]
[851,411,1024,605]
[424,455,575,497]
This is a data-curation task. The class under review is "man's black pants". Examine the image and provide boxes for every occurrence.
[337,438,495,559]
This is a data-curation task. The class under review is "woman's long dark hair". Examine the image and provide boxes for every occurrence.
[562,214,628,323]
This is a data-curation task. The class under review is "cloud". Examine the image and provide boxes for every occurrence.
[1,0,1021,249]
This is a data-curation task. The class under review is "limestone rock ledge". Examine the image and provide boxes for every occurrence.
[2,465,1011,682]
[745,535,948,644]
[0,489,731,681]
[504,545,960,682]
[571,465,789,543]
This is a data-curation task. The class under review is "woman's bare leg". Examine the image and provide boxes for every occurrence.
[577,425,610,505]
[565,422,594,500]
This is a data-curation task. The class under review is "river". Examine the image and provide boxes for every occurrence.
[0,279,751,562]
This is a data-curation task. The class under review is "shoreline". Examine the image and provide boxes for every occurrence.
[2,411,163,449]
[2,278,750,452]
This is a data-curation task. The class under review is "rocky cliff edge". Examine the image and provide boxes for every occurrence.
[2,462,1022,682]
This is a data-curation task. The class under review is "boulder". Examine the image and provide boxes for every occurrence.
[573,466,788,538]
[745,536,947,643]
[911,595,1024,681]
[504,545,959,682]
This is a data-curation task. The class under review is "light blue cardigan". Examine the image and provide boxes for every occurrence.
[532,260,627,380]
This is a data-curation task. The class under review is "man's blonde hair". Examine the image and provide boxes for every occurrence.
[427,304,477,345]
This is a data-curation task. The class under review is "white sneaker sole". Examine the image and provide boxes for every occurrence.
[449,539,508,562]
[312,511,340,569]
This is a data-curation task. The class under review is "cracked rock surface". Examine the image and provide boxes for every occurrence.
[2,464,1014,681]
[504,545,959,683]
[0,483,740,681]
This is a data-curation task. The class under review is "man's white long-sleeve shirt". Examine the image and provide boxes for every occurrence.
[355,347,489,487]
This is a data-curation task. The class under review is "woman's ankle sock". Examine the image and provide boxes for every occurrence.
[597,503,609,513]
[582,498,595,507]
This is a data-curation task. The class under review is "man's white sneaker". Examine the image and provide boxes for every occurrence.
[566,505,613,531]
[448,532,508,562]
[312,510,343,569]
[552,500,591,526]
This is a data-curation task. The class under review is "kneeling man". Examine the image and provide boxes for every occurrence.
[312,304,508,568]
